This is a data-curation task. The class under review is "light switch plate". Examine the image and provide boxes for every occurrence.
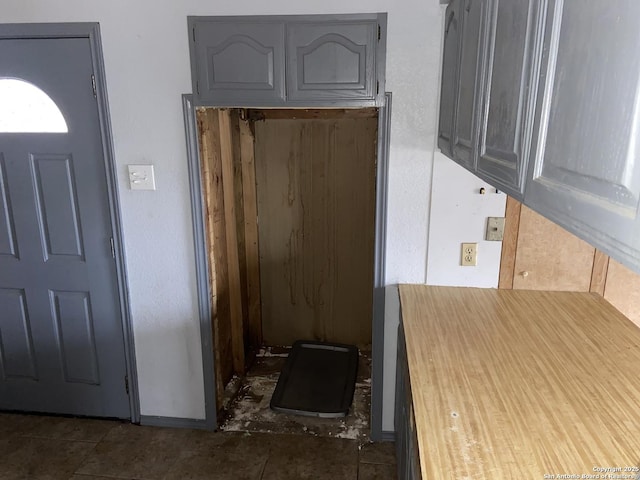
[486,217,505,241]
[128,165,156,190]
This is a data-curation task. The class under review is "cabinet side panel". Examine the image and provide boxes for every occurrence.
[476,0,541,197]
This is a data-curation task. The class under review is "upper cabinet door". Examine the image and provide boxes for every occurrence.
[437,0,462,157]
[285,16,384,105]
[475,0,543,199]
[190,20,286,106]
[451,0,486,169]
[526,0,640,270]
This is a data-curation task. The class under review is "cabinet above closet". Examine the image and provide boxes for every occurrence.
[438,0,640,274]
[188,14,387,107]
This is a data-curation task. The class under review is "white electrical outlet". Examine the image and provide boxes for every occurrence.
[461,243,478,266]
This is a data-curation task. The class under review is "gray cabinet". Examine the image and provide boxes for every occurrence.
[476,0,542,197]
[451,0,485,169]
[437,0,461,157]
[286,20,381,104]
[438,0,640,273]
[437,0,543,198]
[525,0,640,272]
[437,0,484,169]
[395,323,421,480]
[188,14,386,107]
[190,19,286,106]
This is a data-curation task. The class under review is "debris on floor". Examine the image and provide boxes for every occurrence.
[221,347,371,443]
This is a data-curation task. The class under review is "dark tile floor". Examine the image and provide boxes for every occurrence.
[0,413,397,479]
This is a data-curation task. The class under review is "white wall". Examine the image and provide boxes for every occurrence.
[426,153,507,287]
[3,0,450,421]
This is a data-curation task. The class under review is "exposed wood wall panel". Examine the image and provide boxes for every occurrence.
[511,205,595,291]
[196,108,233,408]
[589,250,610,296]
[229,111,250,351]
[218,109,245,374]
[604,260,640,328]
[247,108,378,121]
[500,198,640,328]
[498,196,521,289]
[238,117,263,347]
[254,116,378,346]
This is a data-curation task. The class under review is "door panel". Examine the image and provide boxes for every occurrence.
[537,1,640,206]
[0,156,19,257]
[526,0,640,268]
[0,288,37,380]
[0,37,129,417]
[452,0,485,168]
[51,290,100,385]
[438,0,462,157]
[32,154,84,259]
[476,0,541,197]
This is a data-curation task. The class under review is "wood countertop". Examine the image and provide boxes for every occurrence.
[398,285,640,479]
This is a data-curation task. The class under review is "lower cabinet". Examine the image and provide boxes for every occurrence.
[395,324,422,480]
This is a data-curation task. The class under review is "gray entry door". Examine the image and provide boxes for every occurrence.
[0,37,130,418]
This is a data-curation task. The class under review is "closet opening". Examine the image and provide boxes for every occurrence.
[196,107,378,439]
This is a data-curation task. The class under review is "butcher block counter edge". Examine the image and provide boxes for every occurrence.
[398,284,640,479]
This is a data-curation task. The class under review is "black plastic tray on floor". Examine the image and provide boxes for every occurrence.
[270,340,359,418]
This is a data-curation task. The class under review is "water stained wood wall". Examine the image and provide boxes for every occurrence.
[197,108,262,409]
[254,113,378,346]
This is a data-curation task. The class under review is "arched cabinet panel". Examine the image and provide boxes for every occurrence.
[207,36,275,87]
[286,22,380,103]
[190,21,286,106]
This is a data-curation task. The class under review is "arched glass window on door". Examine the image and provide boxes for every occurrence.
[0,78,68,133]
